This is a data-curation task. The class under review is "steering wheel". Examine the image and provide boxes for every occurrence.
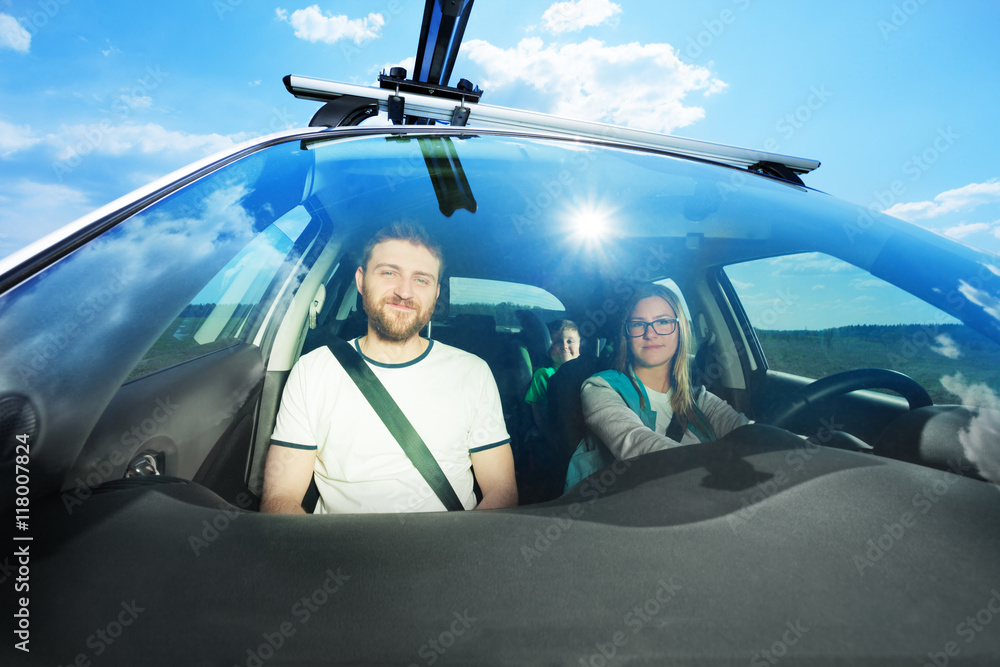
[765,368,933,429]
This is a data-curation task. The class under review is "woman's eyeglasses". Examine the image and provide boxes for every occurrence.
[624,318,678,337]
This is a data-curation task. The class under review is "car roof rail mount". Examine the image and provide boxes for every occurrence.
[284,74,821,176]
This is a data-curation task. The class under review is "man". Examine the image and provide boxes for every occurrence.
[261,222,517,514]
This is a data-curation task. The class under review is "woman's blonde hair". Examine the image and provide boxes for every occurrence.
[613,283,695,419]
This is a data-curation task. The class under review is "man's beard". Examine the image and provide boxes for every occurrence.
[362,286,434,343]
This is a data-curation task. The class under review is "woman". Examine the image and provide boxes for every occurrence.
[564,284,750,490]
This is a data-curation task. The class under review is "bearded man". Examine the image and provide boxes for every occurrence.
[261,223,517,514]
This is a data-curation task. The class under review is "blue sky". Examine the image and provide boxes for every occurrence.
[1,0,998,301]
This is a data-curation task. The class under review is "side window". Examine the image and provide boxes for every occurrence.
[440,277,565,367]
[655,277,691,321]
[447,277,565,330]
[126,206,314,381]
[725,252,1000,408]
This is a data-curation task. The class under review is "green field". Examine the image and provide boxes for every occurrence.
[757,324,1000,406]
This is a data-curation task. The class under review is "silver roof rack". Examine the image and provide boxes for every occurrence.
[284,74,821,176]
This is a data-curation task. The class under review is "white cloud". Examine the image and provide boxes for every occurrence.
[50,122,234,162]
[959,279,1000,322]
[882,200,936,220]
[101,40,122,57]
[0,13,30,53]
[0,119,42,157]
[940,373,1000,485]
[767,252,855,276]
[730,279,752,290]
[944,222,991,239]
[463,37,725,134]
[930,334,960,359]
[373,56,415,81]
[942,373,1000,410]
[541,0,622,34]
[276,6,385,45]
[115,94,153,111]
[0,180,92,252]
[886,178,1000,221]
[3,117,272,167]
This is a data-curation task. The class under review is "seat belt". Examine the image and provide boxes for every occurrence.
[665,413,685,441]
[665,387,718,443]
[326,337,465,511]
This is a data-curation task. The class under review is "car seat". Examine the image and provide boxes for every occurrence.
[515,309,552,371]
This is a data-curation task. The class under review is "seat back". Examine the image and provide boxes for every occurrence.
[546,355,612,470]
[515,309,552,371]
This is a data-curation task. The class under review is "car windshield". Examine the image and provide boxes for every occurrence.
[3,127,1000,667]
[3,130,999,490]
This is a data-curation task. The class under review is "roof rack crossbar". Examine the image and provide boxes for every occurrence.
[284,75,821,175]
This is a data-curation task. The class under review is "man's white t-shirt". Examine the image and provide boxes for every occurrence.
[271,339,510,513]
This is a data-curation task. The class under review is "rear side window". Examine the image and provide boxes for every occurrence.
[448,277,564,329]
